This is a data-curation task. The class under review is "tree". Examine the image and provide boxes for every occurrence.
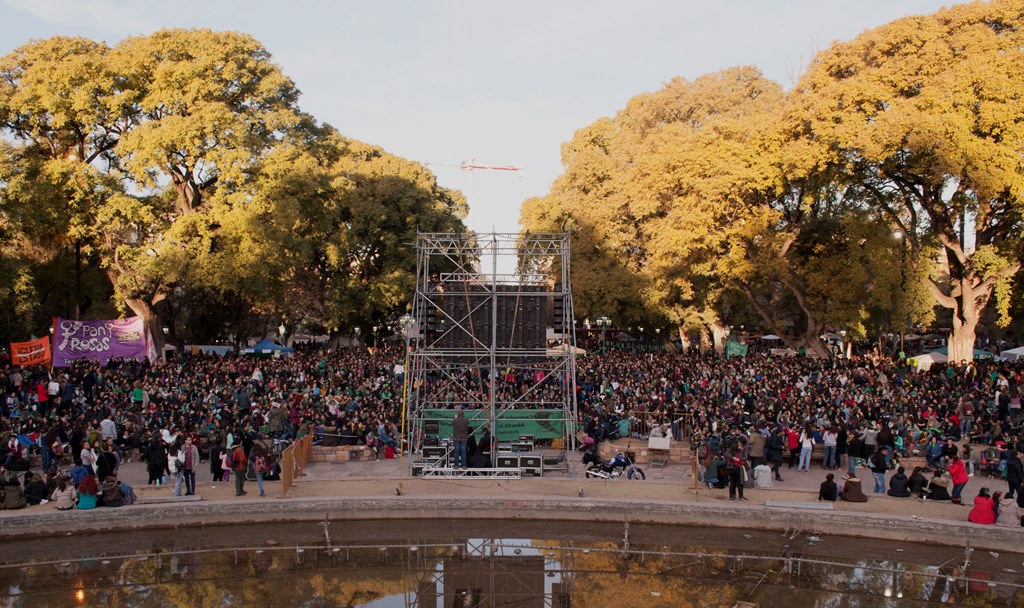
[786,0,1024,362]
[0,30,307,350]
[522,66,900,355]
[106,29,307,349]
[229,128,468,335]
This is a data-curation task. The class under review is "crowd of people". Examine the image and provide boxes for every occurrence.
[0,339,1023,527]
[573,347,1024,525]
[0,345,406,508]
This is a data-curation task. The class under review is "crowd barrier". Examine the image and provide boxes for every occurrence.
[279,434,314,497]
[625,411,693,440]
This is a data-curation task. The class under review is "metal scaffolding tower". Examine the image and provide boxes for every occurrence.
[404,232,579,477]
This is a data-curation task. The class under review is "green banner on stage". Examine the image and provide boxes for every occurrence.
[424,409,565,440]
[726,341,748,359]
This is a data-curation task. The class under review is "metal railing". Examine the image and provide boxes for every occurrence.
[624,411,693,440]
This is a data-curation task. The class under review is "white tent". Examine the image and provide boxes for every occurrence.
[999,346,1024,362]
[907,351,948,371]
[761,334,782,341]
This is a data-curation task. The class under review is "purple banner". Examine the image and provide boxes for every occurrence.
[52,317,149,367]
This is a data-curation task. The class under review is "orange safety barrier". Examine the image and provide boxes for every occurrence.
[280,434,314,497]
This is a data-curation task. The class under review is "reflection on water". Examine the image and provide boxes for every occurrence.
[1,521,1022,608]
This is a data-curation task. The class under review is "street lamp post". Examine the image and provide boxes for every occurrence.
[596,316,611,352]
[894,229,907,357]
[399,313,414,338]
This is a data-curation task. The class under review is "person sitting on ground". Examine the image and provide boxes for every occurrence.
[839,474,867,502]
[76,474,98,510]
[2,472,26,509]
[99,475,123,507]
[703,455,724,488]
[819,473,838,502]
[887,466,912,497]
[50,475,77,510]
[996,491,1023,528]
[751,463,774,489]
[925,469,951,501]
[908,466,928,499]
[968,487,997,525]
[23,471,48,505]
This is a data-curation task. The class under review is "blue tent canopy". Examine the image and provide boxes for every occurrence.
[241,338,294,355]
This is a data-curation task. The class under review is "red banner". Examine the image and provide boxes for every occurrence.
[10,336,51,366]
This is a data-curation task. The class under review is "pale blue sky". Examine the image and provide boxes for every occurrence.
[1,0,964,235]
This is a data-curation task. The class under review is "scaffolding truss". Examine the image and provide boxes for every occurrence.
[404,232,579,477]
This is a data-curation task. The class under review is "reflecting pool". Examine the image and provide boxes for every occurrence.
[1,520,1020,607]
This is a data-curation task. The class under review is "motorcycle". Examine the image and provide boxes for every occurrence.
[582,444,646,480]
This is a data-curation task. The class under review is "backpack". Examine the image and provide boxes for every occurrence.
[120,483,137,506]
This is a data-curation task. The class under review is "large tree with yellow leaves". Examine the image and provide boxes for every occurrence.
[786,0,1024,362]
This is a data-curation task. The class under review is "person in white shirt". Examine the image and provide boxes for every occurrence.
[798,426,816,472]
[80,441,97,474]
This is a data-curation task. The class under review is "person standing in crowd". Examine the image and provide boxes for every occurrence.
[948,455,970,505]
[1005,449,1024,507]
[180,436,200,496]
[786,427,800,470]
[726,445,747,502]
[766,428,785,482]
[870,446,889,494]
[145,436,168,486]
[210,439,224,482]
[452,407,469,469]
[822,426,838,470]
[231,443,248,496]
[748,427,766,468]
[168,444,182,496]
[80,440,97,475]
[252,445,269,498]
[798,424,815,473]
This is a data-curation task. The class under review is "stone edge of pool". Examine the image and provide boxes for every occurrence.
[0,496,1018,552]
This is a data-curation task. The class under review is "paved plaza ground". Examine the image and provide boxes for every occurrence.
[4,444,1012,528]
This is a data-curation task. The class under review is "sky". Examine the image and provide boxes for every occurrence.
[0,0,967,236]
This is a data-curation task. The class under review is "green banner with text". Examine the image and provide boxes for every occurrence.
[424,409,566,440]
[726,341,748,359]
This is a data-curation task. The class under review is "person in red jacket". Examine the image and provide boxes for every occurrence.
[787,427,800,469]
[968,488,996,525]
[949,455,970,504]
[231,444,248,496]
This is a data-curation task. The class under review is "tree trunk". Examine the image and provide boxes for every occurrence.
[678,326,690,353]
[947,269,979,364]
[710,322,729,356]
[697,328,712,354]
[797,316,831,359]
[123,296,164,356]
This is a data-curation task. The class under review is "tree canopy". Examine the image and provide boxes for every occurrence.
[522,0,1024,359]
[0,29,467,347]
